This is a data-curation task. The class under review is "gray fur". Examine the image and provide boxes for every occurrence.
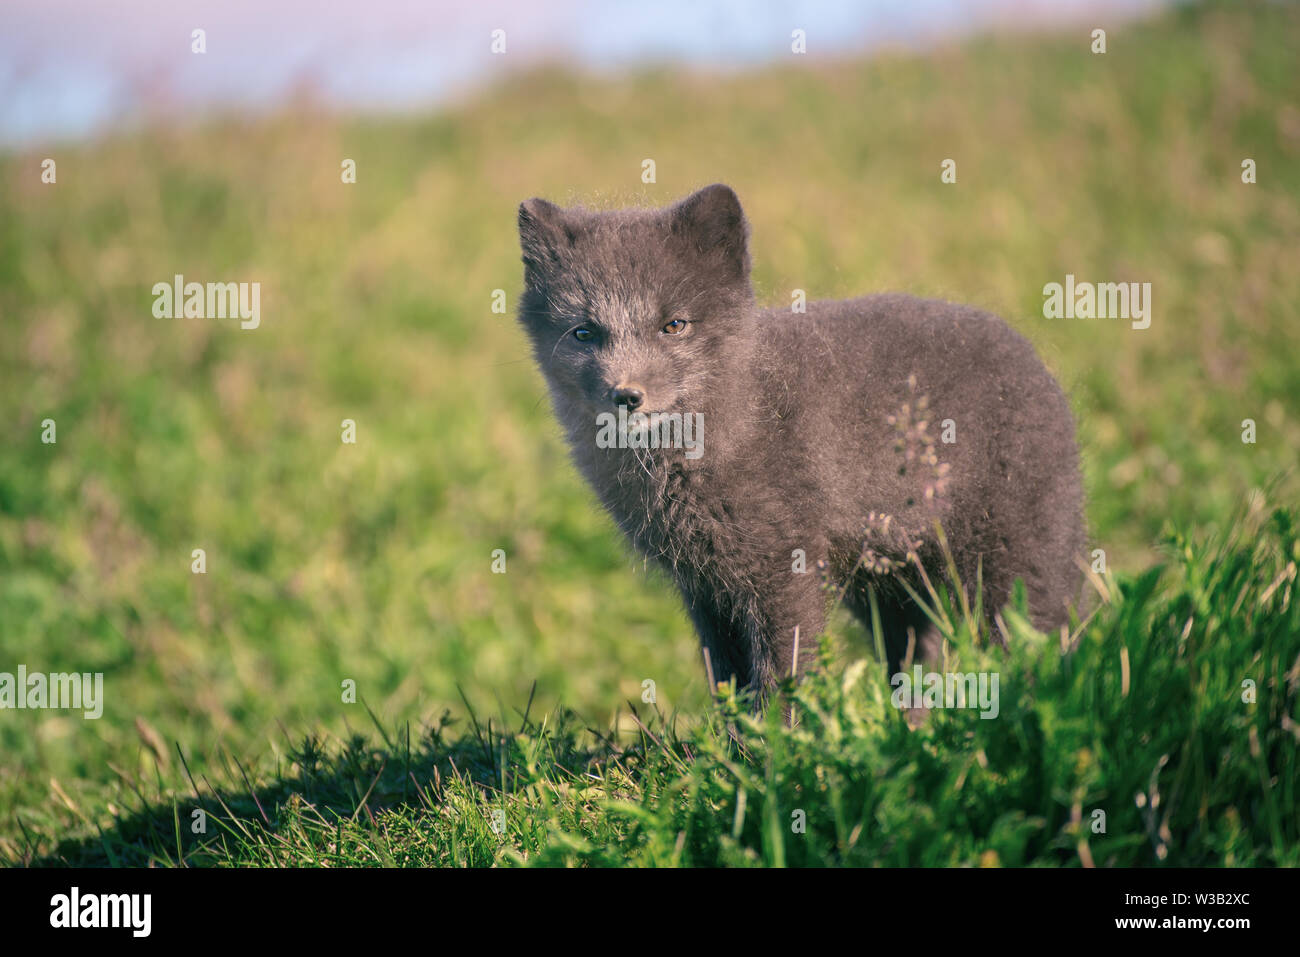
[516,184,1085,696]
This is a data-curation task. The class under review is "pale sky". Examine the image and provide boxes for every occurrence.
[0,0,1164,146]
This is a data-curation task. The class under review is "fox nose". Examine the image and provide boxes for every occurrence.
[611,385,646,410]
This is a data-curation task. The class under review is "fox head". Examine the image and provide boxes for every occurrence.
[515,184,756,440]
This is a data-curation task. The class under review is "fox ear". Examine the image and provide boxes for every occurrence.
[518,198,569,280]
[669,184,750,281]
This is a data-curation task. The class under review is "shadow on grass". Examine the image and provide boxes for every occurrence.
[24,692,658,867]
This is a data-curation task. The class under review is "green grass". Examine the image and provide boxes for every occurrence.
[19,504,1300,867]
[1,0,1298,866]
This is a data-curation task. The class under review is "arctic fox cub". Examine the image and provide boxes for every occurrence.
[516,184,1084,695]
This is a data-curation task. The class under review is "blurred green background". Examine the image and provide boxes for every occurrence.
[0,0,1297,854]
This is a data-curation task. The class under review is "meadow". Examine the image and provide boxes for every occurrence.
[0,0,1297,866]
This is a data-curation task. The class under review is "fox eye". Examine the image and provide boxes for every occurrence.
[573,327,595,342]
[662,318,688,335]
